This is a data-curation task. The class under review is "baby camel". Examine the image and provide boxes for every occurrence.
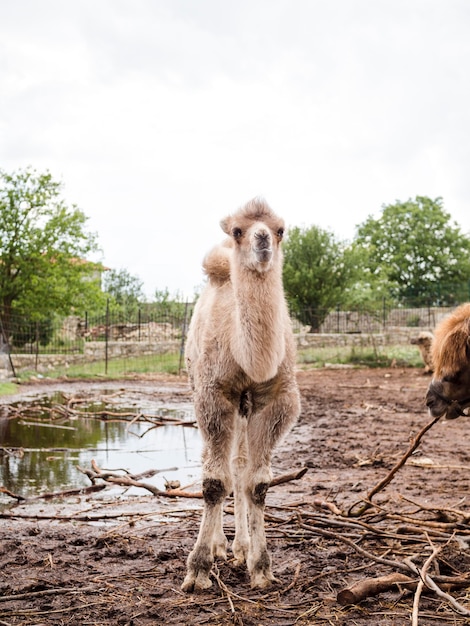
[182,198,301,592]
[410,331,434,373]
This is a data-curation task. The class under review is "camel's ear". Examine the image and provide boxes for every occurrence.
[220,217,231,235]
[438,329,470,377]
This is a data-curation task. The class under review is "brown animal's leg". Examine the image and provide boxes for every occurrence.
[244,386,300,588]
[231,417,249,565]
[181,392,235,592]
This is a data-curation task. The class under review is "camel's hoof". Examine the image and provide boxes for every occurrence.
[250,570,278,589]
[181,570,213,592]
[232,540,249,566]
[212,538,228,560]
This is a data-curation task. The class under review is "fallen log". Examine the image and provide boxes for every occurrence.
[337,573,416,605]
[270,466,308,486]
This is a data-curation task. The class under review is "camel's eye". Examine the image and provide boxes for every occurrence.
[232,227,242,240]
[277,228,284,239]
[443,372,461,384]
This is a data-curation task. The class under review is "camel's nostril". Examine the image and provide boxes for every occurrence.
[255,232,271,250]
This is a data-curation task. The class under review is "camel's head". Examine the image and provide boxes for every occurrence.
[425,303,470,419]
[410,331,433,350]
[220,198,285,273]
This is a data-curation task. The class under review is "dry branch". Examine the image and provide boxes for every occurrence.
[0,486,26,501]
[269,466,308,486]
[77,461,308,499]
[411,544,441,626]
[405,553,470,617]
[0,484,105,502]
[312,498,342,516]
[77,461,202,498]
[0,586,97,603]
[348,413,443,517]
[337,573,416,605]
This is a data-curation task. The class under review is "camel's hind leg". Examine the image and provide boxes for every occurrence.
[244,389,300,588]
[181,393,235,592]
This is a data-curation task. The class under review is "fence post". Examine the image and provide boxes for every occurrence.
[105,299,110,375]
[178,302,190,375]
[0,314,16,379]
[35,321,39,371]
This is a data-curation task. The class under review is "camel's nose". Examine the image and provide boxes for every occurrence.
[425,380,447,418]
[255,230,271,249]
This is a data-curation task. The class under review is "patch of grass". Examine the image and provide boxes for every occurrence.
[0,382,19,396]
[298,345,424,369]
[16,352,183,381]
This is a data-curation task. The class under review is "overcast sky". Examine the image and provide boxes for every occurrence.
[1,0,470,299]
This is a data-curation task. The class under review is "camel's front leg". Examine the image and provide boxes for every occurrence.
[245,387,301,588]
[181,394,235,592]
[181,476,228,591]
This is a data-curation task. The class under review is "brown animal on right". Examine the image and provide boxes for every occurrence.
[425,303,470,420]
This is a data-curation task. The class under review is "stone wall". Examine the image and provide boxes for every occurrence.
[58,317,181,342]
[296,326,434,349]
[83,340,180,360]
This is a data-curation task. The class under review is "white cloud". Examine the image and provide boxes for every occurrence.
[1,0,470,298]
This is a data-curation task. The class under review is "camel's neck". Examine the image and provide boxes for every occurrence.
[230,265,287,383]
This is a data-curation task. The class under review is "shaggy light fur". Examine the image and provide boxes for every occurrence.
[426,303,470,419]
[181,198,301,592]
[410,331,434,373]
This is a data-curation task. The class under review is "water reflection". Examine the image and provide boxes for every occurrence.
[0,392,202,500]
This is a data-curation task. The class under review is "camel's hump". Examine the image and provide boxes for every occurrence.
[202,240,232,285]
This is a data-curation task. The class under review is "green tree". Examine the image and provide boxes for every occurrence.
[150,288,188,319]
[102,268,144,318]
[282,225,361,330]
[0,167,104,339]
[354,196,470,305]
[341,245,398,310]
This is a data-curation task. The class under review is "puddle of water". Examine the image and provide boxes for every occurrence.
[0,391,203,501]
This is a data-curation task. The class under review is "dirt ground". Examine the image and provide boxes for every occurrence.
[2,366,470,625]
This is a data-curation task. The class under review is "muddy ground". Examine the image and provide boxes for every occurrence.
[1,367,470,625]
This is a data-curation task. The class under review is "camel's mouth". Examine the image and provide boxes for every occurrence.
[426,380,470,419]
[255,248,273,263]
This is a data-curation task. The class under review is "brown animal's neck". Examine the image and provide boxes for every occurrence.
[230,264,287,383]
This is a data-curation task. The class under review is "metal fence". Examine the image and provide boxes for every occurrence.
[0,298,466,376]
[2,305,193,354]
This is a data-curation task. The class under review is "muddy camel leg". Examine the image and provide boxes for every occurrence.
[244,391,300,588]
[181,395,235,592]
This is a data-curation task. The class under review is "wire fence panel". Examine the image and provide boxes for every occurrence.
[0,297,467,376]
[1,304,194,377]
